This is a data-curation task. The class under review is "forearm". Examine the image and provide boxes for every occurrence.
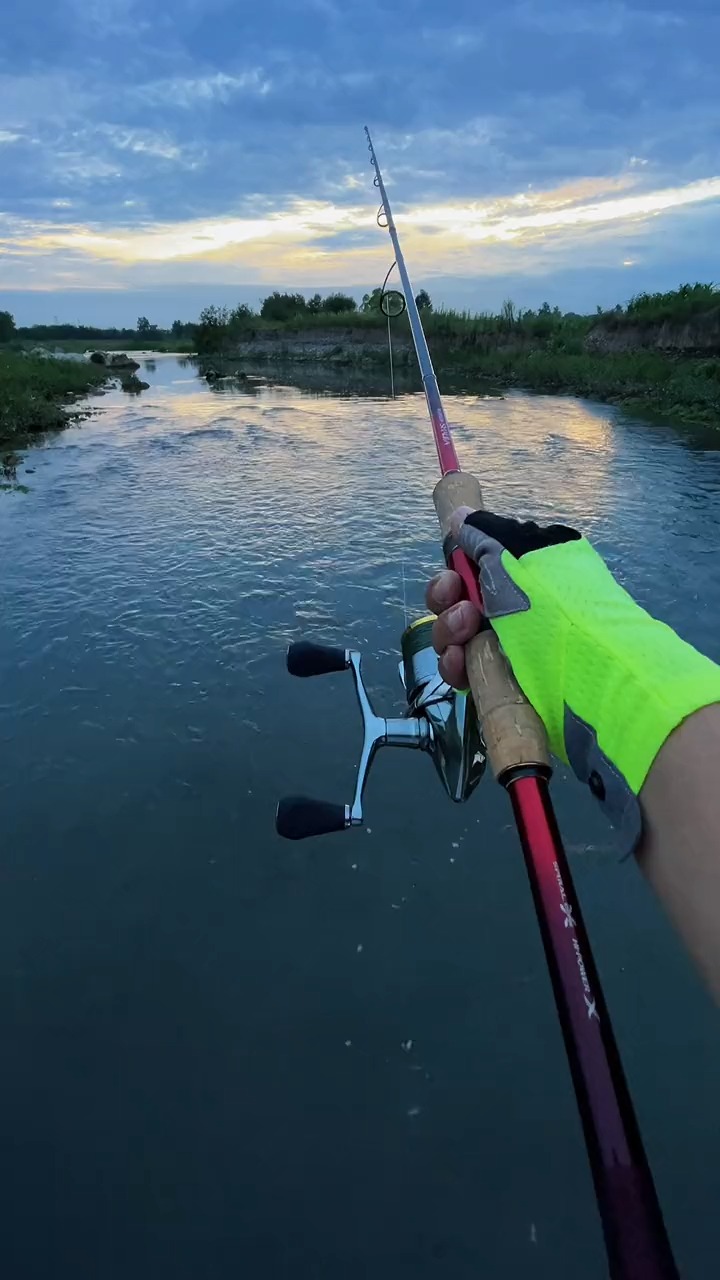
[637,704,720,1000]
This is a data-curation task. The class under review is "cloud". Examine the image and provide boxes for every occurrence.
[512,1,686,37]
[66,0,142,31]
[1,0,719,316]
[5,171,719,299]
[135,69,271,108]
[420,25,486,52]
[0,72,90,128]
[96,125,200,165]
[49,153,125,185]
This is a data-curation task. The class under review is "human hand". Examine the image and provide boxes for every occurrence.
[424,505,720,851]
[426,505,579,690]
[425,529,480,691]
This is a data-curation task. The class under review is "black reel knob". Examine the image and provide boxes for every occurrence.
[287,641,348,678]
[276,796,349,840]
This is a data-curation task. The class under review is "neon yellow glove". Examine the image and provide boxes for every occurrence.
[457,511,720,849]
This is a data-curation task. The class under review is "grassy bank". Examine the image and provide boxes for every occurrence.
[0,352,109,448]
[436,348,720,424]
[8,338,192,355]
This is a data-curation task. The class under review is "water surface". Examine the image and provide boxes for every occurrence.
[1,356,719,1278]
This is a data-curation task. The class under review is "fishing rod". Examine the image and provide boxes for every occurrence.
[276,129,680,1279]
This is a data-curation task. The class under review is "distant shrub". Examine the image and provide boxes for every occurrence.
[260,292,308,322]
[320,293,357,315]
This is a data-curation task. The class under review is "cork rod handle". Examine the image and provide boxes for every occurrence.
[433,472,551,778]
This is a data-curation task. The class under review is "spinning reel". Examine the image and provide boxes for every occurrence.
[276,618,486,840]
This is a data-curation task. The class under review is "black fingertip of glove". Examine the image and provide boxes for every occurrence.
[463,510,581,559]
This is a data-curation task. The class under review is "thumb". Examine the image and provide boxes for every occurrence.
[449,505,475,542]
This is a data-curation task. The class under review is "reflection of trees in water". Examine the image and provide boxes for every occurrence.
[207,374,262,397]
[233,362,424,399]
[144,360,157,373]
[182,354,504,402]
[234,362,505,401]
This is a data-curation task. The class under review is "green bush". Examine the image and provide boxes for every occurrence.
[320,292,357,315]
[606,283,719,328]
[439,348,720,424]
[0,353,108,445]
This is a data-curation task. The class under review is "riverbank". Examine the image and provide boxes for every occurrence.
[435,348,720,425]
[197,335,720,426]
[192,283,720,426]
[11,337,194,355]
[0,351,109,450]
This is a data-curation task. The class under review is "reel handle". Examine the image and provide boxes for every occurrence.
[276,796,348,840]
[287,641,348,677]
[277,646,431,838]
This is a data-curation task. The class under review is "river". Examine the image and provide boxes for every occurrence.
[1,354,719,1278]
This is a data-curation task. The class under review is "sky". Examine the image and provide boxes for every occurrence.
[1,0,718,325]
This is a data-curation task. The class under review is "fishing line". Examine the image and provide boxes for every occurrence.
[376,257,406,399]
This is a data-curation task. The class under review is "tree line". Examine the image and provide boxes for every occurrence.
[2,283,715,355]
[0,311,190,344]
[0,288,433,349]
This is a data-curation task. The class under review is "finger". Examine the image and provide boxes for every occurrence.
[438,644,468,690]
[432,599,482,655]
[449,504,475,543]
[426,569,463,615]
